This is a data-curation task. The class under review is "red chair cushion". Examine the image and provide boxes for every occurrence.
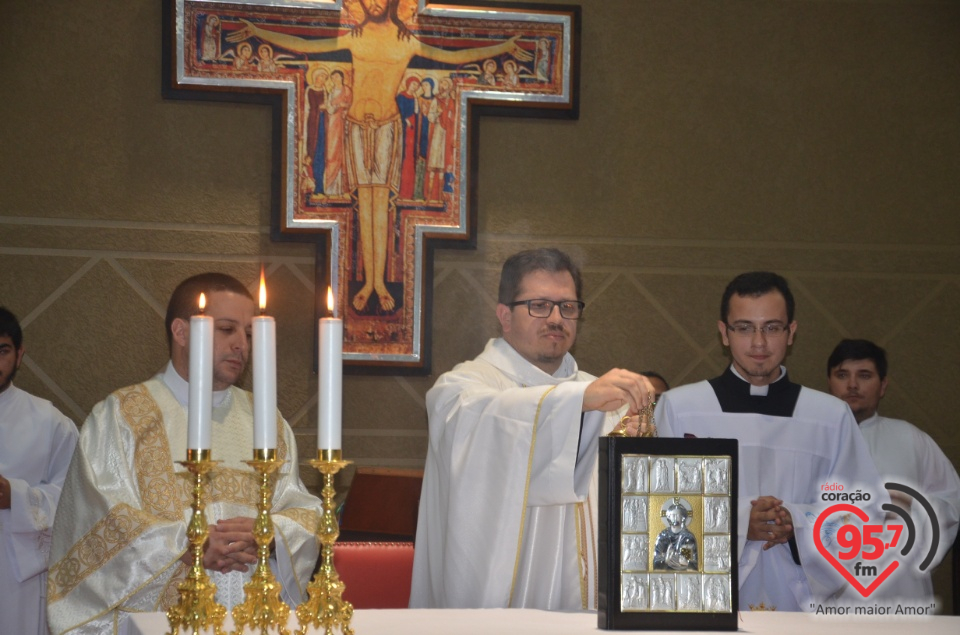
[332,541,415,609]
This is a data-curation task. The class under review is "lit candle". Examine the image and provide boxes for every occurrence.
[253,269,277,450]
[188,293,213,451]
[318,287,342,451]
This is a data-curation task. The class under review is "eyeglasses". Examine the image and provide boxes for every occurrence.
[507,299,586,320]
[725,323,790,337]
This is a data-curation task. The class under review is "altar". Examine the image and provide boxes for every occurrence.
[128,608,960,635]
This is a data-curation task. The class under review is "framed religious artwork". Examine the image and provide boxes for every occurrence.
[162,0,581,372]
[598,437,739,631]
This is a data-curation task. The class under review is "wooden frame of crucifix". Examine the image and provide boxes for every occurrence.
[162,0,581,372]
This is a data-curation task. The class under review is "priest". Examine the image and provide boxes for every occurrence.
[0,307,78,635]
[46,273,322,635]
[656,271,886,611]
[410,248,657,610]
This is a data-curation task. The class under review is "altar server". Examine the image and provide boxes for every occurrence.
[656,272,886,611]
[828,339,960,608]
[0,307,78,635]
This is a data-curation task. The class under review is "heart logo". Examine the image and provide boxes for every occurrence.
[813,503,898,597]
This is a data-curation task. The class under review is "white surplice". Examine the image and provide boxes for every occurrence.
[854,413,960,607]
[0,384,78,635]
[47,365,322,635]
[410,338,622,610]
[656,367,887,612]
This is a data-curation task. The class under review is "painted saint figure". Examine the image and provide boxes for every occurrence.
[413,77,435,200]
[502,58,521,88]
[228,0,533,314]
[257,43,278,72]
[201,15,221,61]
[479,58,498,85]
[535,37,551,81]
[232,41,255,71]
[304,66,329,196]
[324,70,353,197]
[425,77,455,201]
[397,76,422,200]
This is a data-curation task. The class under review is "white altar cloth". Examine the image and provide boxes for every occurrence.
[128,607,960,635]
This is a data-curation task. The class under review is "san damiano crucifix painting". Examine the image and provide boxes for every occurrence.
[164,0,580,370]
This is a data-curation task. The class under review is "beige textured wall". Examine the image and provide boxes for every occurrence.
[1,0,958,608]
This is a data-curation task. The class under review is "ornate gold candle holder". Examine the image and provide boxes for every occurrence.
[297,450,354,635]
[168,450,226,635]
[232,449,290,635]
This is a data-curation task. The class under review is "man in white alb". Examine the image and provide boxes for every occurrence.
[0,307,78,635]
[47,273,322,635]
[411,248,656,610]
[827,339,960,608]
[656,272,886,611]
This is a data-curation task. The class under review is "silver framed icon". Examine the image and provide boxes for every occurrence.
[599,437,738,630]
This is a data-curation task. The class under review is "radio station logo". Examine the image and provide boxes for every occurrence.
[812,481,941,600]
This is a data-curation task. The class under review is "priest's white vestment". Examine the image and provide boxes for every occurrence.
[0,384,78,635]
[656,367,886,612]
[47,367,321,635]
[854,413,960,607]
[410,338,621,610]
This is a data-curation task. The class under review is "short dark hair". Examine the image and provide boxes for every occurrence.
[827,339,888,380]
[498,248,583,305]
[165,273,254,351]
[0,307,23,350]
[720,271,795,324]
[640,370,669,390]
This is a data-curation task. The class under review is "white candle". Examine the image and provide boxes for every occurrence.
[318,287,342,450]
[253,271,277,450]
[188,294,213,451]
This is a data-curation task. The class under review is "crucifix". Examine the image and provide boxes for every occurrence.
[164,0,580,371]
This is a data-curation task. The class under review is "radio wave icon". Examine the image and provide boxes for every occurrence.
[883,482,940,571]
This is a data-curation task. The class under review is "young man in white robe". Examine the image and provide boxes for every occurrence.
[0,307,78,635]
[828,338,960,609]
[46,273,322,635]
[655,272,887,612]
[411,248,657,610]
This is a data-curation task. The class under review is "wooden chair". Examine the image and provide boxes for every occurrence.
[338,467,424,542]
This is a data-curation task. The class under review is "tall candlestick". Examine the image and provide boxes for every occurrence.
[188,293,213,451]
[253,270,277,451]
[318,287,343,451]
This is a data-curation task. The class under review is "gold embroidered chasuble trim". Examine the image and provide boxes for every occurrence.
[49,503,160,602]
[587,494,599,609]
[48,382,304,605]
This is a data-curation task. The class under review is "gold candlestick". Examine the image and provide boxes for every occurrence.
[297,450,354,635]
[232,450,289,635]
[168,451,226,635]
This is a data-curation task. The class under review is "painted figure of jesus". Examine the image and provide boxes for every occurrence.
[228,0,531,313]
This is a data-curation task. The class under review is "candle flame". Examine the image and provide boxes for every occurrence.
[198,293,206,313]
[326,287,334,315]
[259,267,267,313]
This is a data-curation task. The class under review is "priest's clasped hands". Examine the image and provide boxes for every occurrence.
[179,517,260,573]
[582,368,658,437]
